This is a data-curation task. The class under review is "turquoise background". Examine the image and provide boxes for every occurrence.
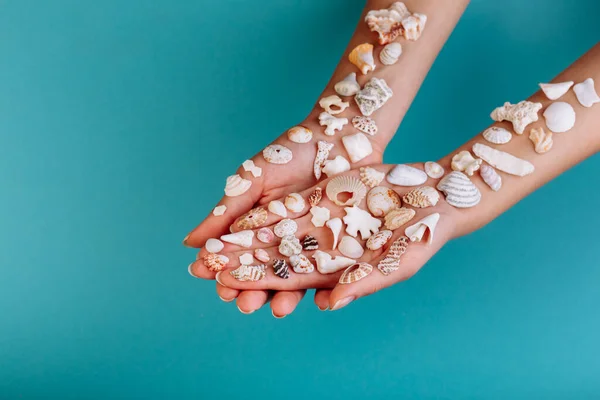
[1,0,599,398]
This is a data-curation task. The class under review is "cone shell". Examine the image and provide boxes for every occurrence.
[302,235,319,251]
[272,259,290,279]
[308,187,323,207]
[349,43,376,75]
[256,227,274,244]
[384,207,416,230]
[529,127,553,154]
[224,174,252,197]
[366,229,393,251]
[339,262,373,284]
[437,171,481,208]
[274,219,298,238]
[479,164,502,192]
[254,248,270,263]
[402,186,439,208]
[326,176,368,207]
[424,161,444,179]
[360,166,385,188]
[263,144,293,164]
[236,207,268,229]
[203,253,229,272]
[220,230,254,248]
[482,127,512,145]
[230,264,266,282]
[366,186,401,217]
[287,126,313,144]
[279,235,302,257]
[352,116,378,136]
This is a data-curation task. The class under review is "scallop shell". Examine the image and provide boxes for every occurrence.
[404,213,440,244]
[242,159,262,177]
[272,259,290,279]
[354,77,393,116]
[479,164,502,192]
[490,101,542,134]
[366,229,393,251]
[539,81,573,100]
[263,144,293,164]
[352,116,378,136]
[302,235,319,251]
[349,43,376,75]
[365,2,410,45]
[384,207,416,230]
[254,248,270,263]
[377,236,409,276]
[239,253,254,265]
[473,143,534,177]
[205,238,224,253]
[256,227,275,244]
[543,101,575,133]
[366,186,401,217]
[342,132,373,163]
[212,205,227,216]
[529,127,553,154]
[322,155,351,178]
[326,218,342,250]
[319,95,350,115]
[230,264,266,282]
[424,161,444,179]
[224,174,252,197]
[319,112,348,136]
[287,126,313,144]
[236,207,268,229]
[338,236,365,259]
[339,262,373,284]
[284,193,306,213]
[220,230,254,248]
[326,176,368,207]
[402,186,439,208]
[360,166,385,188]
[308,187,323,207]
[573,78,600,107]
[203,253,229,272]
[334,72,361,97]
[343,205,382,240]
[482,127,512,145]
[310,206,331,227]
[314,140,334,180]
[451,150,482,176]
[290,254,315,274]
[313,250,355,274]
[268,200,287,218]
[436,171,481,208]
[379,42,402,65]
[274,219,298,238]
[278,235,302,257]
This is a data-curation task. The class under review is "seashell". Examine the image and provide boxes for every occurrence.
[386,164,427,186]
[339,262,373,284]
[272,259,290,279]
[343,205,382,240]
[366,229,393,251]
[322,155,351,178]
[482,127,512,145]
[348,43,376,75]
[205,238,224,253]
[326,175,368,207]
[224,174,252,197]
[319,95,350,115]
[313,250,355,274]
[287,126,313,144]
[203,253,229,272]
[326,218,342,250]
[230,264,266,282]
[366,186,401,217]
[543,101,575,133]
[254,249,270,263]
[278,235,302,257]
[529,127,553,154]
[377,236,409,275]
[308,187,323,207]
[379,42,402,65]
[284,193,306,213]
[424,161,444,179]
[310,205,331,227]
[539,81,573,100]
[242,159,262,178]
[451,150,482,176]
[338,236,365,259]
[341,132,373,163]
[263,144,293,164]
[220,230,254,248]
[436,171,481,208]
[384,207,416,230]
[319,112,348,136]
[355,77,393,116]
[401,13,427,40]
[236,207,268,229]
[239,253,254,265]
[360,166,385,188]
[268,200,287,218]
[313,140,334,180]
[274,219,298,238]
[212,205,227,216]
[302,235,319,251]
[352,116,378,136]
[472,143,534,177]
[334,72,361,97]
[573,78,600,108]
[490,101,542,134]
[289,254,315,274]
[479,164,502,192]
[386,235,409,259]
[256,227,275,244]
[365,1,411,45]
[404,213,440,244]
[402,186,439,208]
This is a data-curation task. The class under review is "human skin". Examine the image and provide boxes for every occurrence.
[194,42,600,315]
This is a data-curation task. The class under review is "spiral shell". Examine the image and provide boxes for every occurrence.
[384,207,416,230]
[377,236,409,275]
[437,171,481,208]
[479,164,502,192]
[236,207,268,229]
[360,167,385,188]
[273,259,290,279]
[230,264,266,282]
[379,42,402,65]
[402,186,439,208]
[308,187,323,207]
[203,253,229,272]
[366,229,393,251]
[284,193,306,213]
[366,186,401,217]
[482,127,512,145]
[326,176,368,207]
[302,235,319,251]
[339,262,373,284]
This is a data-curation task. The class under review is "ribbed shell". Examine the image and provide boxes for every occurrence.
[339,262,373,284]
[402,186,439,208]
[203,253,228,272]
[479,164,502,192]
[377,236,409,275]
[359,167,385,188]
[379,42,402,65]
[384,207,416,230]
[236,207,268,229]
[436,171,481,208]
[272,259,290,279]
[482,127,512,144]
[224,174,252,197]
[326,176,368,207]
[230,265,266,282]
[308,187,323,207]
[302,235,319,251]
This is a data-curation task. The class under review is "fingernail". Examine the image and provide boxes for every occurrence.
[331,296,355,311]
[182,235,191,247]
[215,271,225,286]
[188,263,198,278]
[271,310,286,319]
[317,306,329,311]
[219,296,234,303]
[237,306,254,315]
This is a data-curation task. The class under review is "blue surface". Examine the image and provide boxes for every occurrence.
[1,0,600,398]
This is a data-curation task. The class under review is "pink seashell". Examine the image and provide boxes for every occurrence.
[256,227,274,244]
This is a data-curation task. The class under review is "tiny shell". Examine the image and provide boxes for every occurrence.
[479,164,502,192]
[491,101,542,134]
[314,140,334,180]
[482,127,512,145]
[377,236,409,275]
[289,254,315,274]
[360,166,385,188]
[268,200,287,218]
[319,112,348,136]
[386,164,428,186]
[349,43,376,75]
[366,186,401,217]
[338,236,365,259]
[310,206,331,227]
[404,213,440,244]
[451,150,482,176]
[341,132,373,163]
[543,101,575,133]
[236,207,268,229]
[272,259,290,279]
[529,127,553,154]
[539,81,573,100]
[254,248,270,263]
[401,13,427,40]
[308,187,323,207]
[384,207,416,230]
[230,264,266,282]
[220,230,254,248]
[287,126,313,144]
[326,218,342,250]
[339,262,373,284]
[239,253,254,265]
[436,171,481,208]
[424,161,444,179]
[278,235,302,257]
[355,77,393,116]
[203,253,229,272]
[473,143,534,177]
[313,250,356,274]
[402,186,439,208]
[284,193,306,213]
[319,95,350,115]
[322,155,351,178]
[326,175,368,206]
[334,72,361,97]
[366,229,393,250]
[256,227,275,243]
[365,2,410,45]
[224,174,252,197]
[302,235,319,251]
[263,144,293,164]
[242,159,262,178]
[379,42,402,65]
[352,116,378,136]
[205,238,224,253]
[212,205,227,216]
[274,218,298,238]
[343,205,382,240]
[573,78,600,107]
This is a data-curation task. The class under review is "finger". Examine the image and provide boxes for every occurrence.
[216,282,239,302]
[270,290,306,318]
[314,289,332,311]
[236,290,270,314]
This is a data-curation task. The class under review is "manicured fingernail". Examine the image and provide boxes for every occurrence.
[271,310,286,319]
[331,296,355,311]
[317,306,329,311]
[182,235,191,247]
[237,306,254,315]
[219,296,234,303]
[188,263,198,278]
[215,271,225,286]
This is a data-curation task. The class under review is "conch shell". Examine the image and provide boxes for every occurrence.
[349,43,376,75]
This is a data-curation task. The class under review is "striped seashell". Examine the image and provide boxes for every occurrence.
[230,264,266,282]
[308,187,323,207]
[359,166,385,188]
[302,235,319,251]
[379,42,402,65]
[278,235,302,257]
[436,171,481,208]
[272,259,290,279]
[236,207,268,229]
[274,219,298,238]
[377,257,400,276]
[339,262,373,284]
[203,253,229,272]
[326,175,368,207]
[402,186,439,208]
[384,207,416,230]
[482,127,512,145]
[352,116,378,136]
[387,236,409,259]
[366,229,393,250]
[479,164,502,192]
[290,254,315,274]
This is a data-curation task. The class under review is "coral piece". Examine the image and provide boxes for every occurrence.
[343,205,382,240]
[242,159,262,178]
[212,205,227,216]
[284,193,306,213]
[319,112,348,136]
[539,81,573,100]
[402,186,439,208]
[262,144,293,164]
[287,126,312,144]
[366,229,393,251]
[224,174,252,197]
[289,254,314,274]
[366,186,401,217]
[203,253,229,272]
[377,236,409,275]
[268,200,287,218]
[319,95,350,115]
[529,127,553,154]
[424,161,444,179]
[338,236,365,259]
[355,77,393,116]
[313,250,355,274]
[256,227,275,244]
[334,72,361,97]
[543,101,576,133]
[451,150,482,176]
[482,127,512,145]
[342,132,373,163]
[230,264,266,282]
[322,155,351,177]
[205,238,224,253]
[352,116,378,136]
[479,164,502,192]
[310,206,331,227]
[573,78,600,107]
[302,235,319,251]
[272,259,290,279]
[404,213,440,244]
[314,140,334,180]
[364,1,411,45]
[254,248,270,263]
[326,175,368,207]
[349,43,376,75]
[472,143,534,176]
[490,101,542,134]
[236,207,268,230]
[308,187,323,207]
[220,230,254,248]
[436,171,481,208]
[239,253,254,265]
[360,166,385,188]
[380,42,402,65]
[326,218,343,250]
[278,235,302,257]
[274,219,298,238]
[339,262,373,284]
[384,207,416,230]
[386,164,427,186]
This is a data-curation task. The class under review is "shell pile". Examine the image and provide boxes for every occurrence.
[326,176,368,207]
[339,262,373,284]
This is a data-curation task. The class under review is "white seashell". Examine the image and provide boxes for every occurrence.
[322,155,351,178]
[352,116,378,136]
[242,159,262,178]
[355,77,393,116]
[279,235,302,257]
[274,219,298,238]
[401,13,427,41]
[314,140,334,180]
[338,236,365,259]
[289,254,315,274]
[490,101,542,134]
[341,132,373,163]
[451,150,482,176]
[384,207,415,230]
[386,164,428,186]
[319,95,350,115]
[268,200,287,218]
[424,161,444,179]
[239,253,254,265]
[326,218,342,250]
[379,42,402,65]
[366,186,401,217]
[543,101,576,133]
[326,175,368,206]
[479,164,502,192]
[205,238,224,253]
[224,174,252,197]
[334,73,361,97]
[348,43,376,75]
[254,249,270,263]
[339,262,373,284]
[529,127,553,154]
[539,81,573,100]
[404,213,440,244]
[402,186,439,208]
[220,230,254,248]
[263,144,293,164]
[365,2,411,45]
[319,112,348,136]
[212,205,227,216]
[436,171,481,208]
[360,166,385,188]
[482,127,512,145]
[343,205,382,240]
[312,250,355,274]
[287,126,313,144]
[284,193,306,213]
[256,227,275,244]
[573,78,600,107]
[472,143,535,177]
[310,206,331,227]
[230,264,265,282]
[366,229,393,251]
